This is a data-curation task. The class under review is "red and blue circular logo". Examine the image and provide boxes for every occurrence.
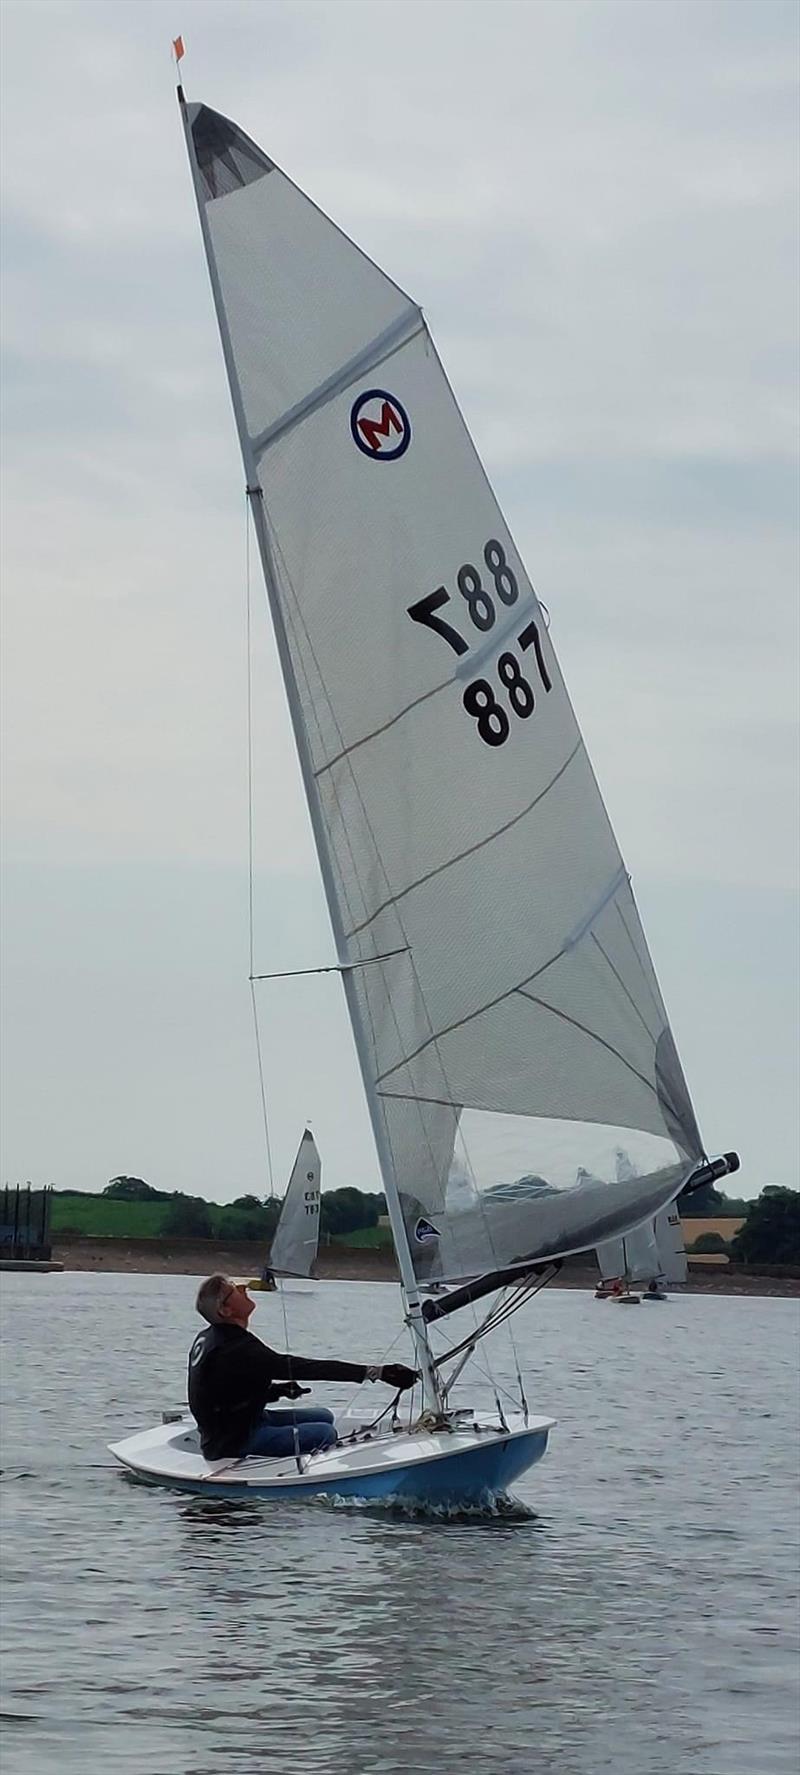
[350,389,411,461]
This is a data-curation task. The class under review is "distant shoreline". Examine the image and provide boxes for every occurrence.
[50,1236,800,1297]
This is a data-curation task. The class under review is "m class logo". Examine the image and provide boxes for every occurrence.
[350,388,411,461]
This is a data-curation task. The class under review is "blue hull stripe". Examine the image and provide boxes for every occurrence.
[134,1428,549,1504]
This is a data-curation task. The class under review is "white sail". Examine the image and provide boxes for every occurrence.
[182,98,704,1289]
[597,1203,686,1287]
[653,1203,688,1286]
[268,1129,321,1278]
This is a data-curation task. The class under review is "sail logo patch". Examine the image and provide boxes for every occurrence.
[350,389,411,461]
[414,1216,440,1244]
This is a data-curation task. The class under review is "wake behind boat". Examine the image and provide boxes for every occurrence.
[109,71,737,1509]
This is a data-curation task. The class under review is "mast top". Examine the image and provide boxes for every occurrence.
[172,33,185,103]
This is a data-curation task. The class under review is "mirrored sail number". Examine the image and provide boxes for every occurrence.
[407,538,551,748]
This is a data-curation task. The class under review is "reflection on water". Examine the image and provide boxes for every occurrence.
[1,1274,798,1774]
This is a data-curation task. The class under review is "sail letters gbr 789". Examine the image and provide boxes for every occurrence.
[407,537,552,748]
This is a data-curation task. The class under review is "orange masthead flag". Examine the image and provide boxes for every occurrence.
[173,35,185,62]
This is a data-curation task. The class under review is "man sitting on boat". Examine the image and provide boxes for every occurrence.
[189,1273,417,1461]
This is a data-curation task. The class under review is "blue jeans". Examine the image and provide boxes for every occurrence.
[244,1406,336,1458]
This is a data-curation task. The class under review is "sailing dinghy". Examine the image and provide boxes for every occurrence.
[596,1202,687,1302]
[109,85,738,1507]
[247,1127,320,1291]
[595,1154,687,1300]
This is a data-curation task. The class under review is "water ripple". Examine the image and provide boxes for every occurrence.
[1,1273,798,1775]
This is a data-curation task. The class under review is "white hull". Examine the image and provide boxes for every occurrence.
[109,1410,554,1507]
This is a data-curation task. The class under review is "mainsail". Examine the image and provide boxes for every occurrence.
[597,1149,688,1287]
[597,1205,687,1288]
[268,1129,321,1278]
[181,97,705,1292]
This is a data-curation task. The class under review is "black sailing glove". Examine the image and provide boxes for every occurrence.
[379,1364,419,1392]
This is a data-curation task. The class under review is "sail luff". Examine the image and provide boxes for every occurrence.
[178,89,440,1407]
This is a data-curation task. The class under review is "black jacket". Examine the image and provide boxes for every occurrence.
[187,1323,367,1458]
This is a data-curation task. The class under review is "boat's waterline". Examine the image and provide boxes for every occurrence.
[109,1412,554,1506]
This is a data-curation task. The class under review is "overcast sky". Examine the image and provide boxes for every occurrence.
[1,0,797,1203]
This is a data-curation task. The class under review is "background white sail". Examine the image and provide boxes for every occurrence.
[652,1203,688,1286]
[597,1203,687,1287]
[186,100,704,1286]
[268,1129,321,1278]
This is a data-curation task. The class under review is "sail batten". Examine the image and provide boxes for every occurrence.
[251,309,424,459]
[183,90,706,1291]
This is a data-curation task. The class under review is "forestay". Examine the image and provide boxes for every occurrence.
[268,1129,321,1278]
[184,99,705,1288]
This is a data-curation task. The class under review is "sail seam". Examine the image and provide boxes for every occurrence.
[562,865,628,953]
[372,870,601,1086]
[590,932,659,1045]
[344,738,584,941]
[315,677,453,778]
[374,953,676,1114]
[614,900,663,1022]
[251,309,423,459]
[520,990,684,1130]
[516,990,661,1101]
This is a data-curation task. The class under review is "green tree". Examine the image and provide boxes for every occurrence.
[216,1207,266,1242]
[231,1194,262,1211]
[730,1188,800,1265]
[320,1188,380,1238]
[688,1231,730,1254]
[163,1197,213,1238]
[679,1182,748,1218]
[104,1176,166,1201]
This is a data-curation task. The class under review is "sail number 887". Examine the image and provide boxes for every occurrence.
[407,538,551,748]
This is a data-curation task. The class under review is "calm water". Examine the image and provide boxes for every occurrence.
[1,1274,798,1775]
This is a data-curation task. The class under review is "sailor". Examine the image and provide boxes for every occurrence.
[188,1273,418,1460]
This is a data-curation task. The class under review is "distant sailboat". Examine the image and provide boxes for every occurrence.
[109,80,738,1505]
[596,1202,687,1302]
[248,1128,320,1291]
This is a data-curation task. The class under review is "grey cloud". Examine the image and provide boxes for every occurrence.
[1,0,797,1199]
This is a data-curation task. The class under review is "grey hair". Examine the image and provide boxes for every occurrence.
[195,1273,232,1325]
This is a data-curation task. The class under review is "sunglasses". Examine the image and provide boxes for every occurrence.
[221,1284,248,1308]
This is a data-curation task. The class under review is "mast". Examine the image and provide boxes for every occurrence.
[178,89,441,1411]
